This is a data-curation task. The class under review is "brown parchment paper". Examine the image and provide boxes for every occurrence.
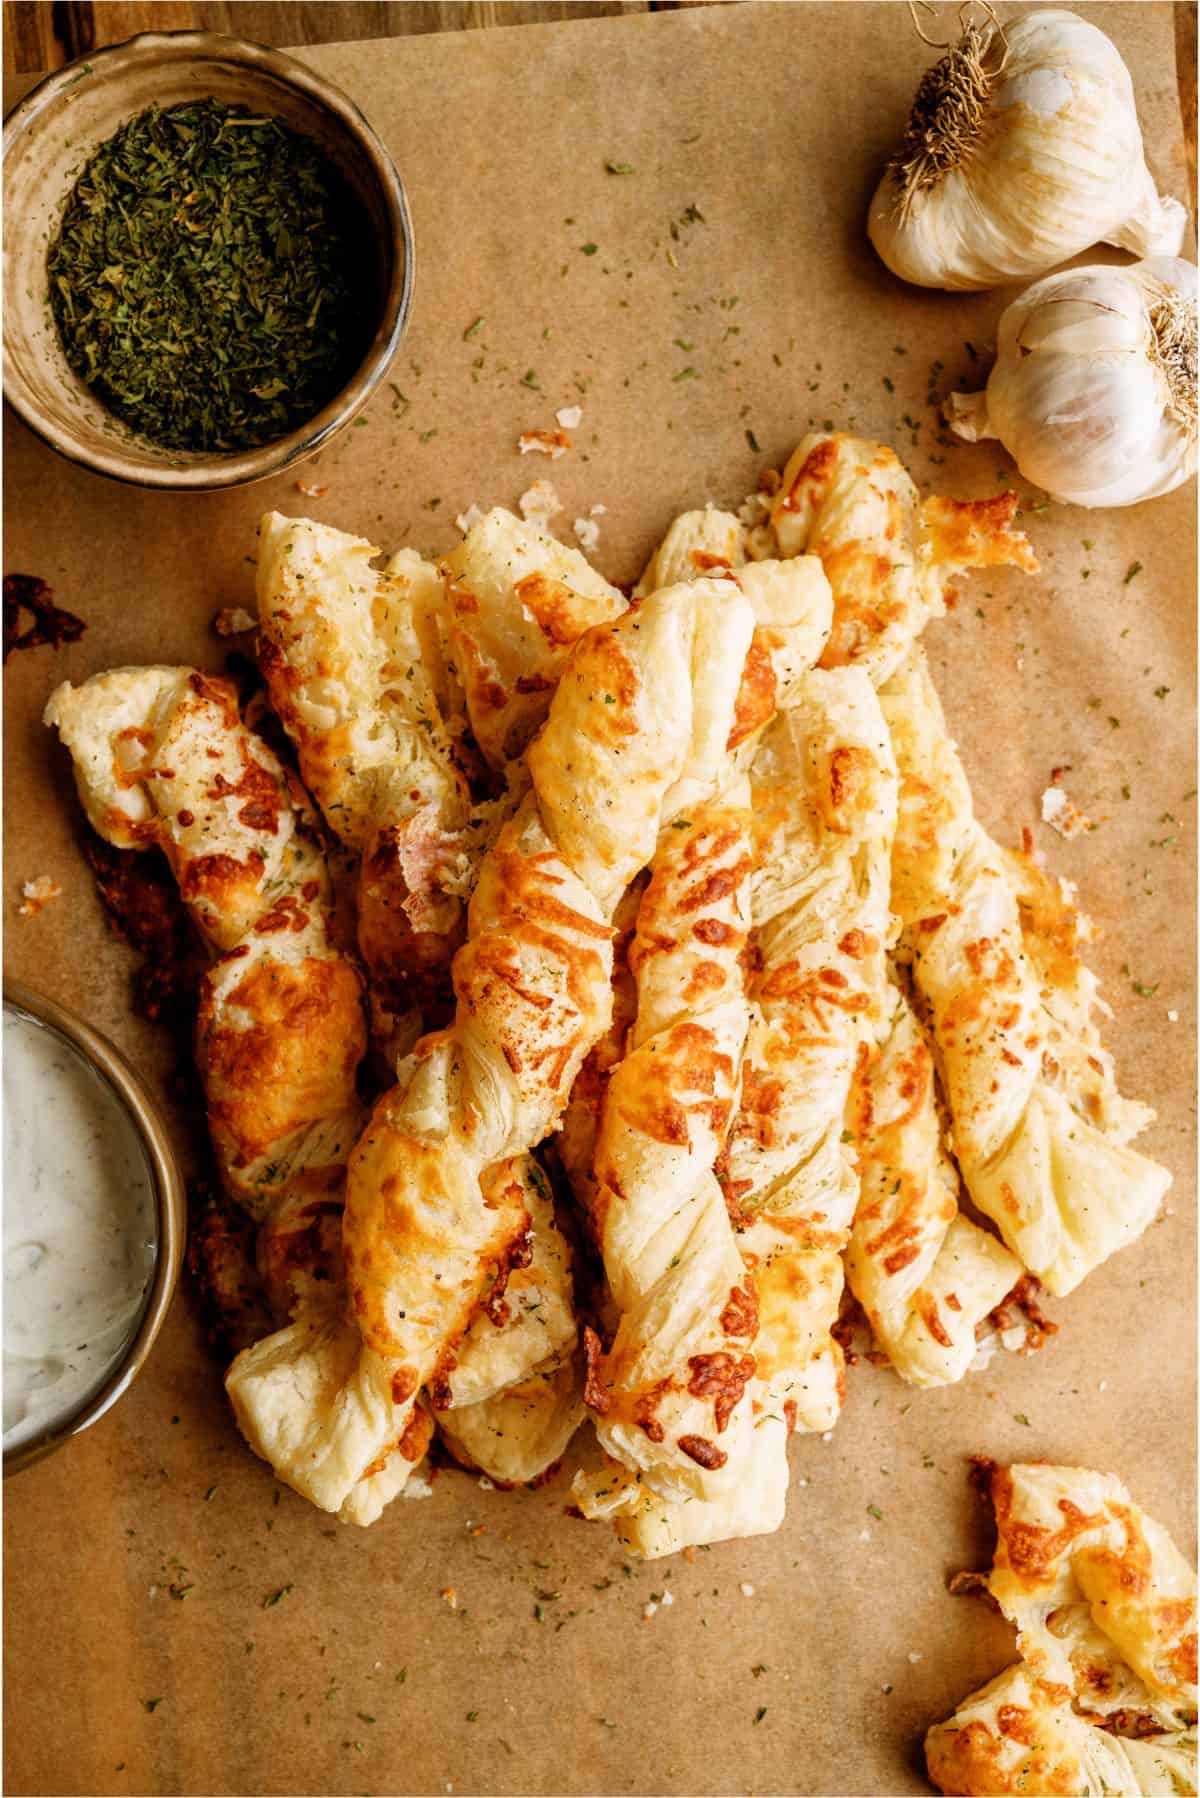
[3,6,1194,1795]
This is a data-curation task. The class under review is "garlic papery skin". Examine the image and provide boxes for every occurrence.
[869,8,1187,292]
[946,258,1197,509]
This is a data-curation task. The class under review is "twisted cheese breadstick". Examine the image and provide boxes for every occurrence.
[845,983,1021,1386]
[44,665,366,1240]
[42,669,446,1521]
[256,514,472,1032]
[231,575,771,1516]
[580,786,759,1501]
[728,667,897,1434]
[881,648,1170,1295]
[259,512,624,1492]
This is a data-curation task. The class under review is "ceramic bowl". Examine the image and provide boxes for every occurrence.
[2,981,187,1475]
[1,31,413,490]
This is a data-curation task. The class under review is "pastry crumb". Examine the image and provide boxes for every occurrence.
[740,1582,755,1598]
[213,606,257,637]
[440,1586,459,1610]
[455,503,485,535]
[518,479,563,528]
[294,480,329,498]
[18,875,62,917]
[1041,785,1091,840]
[555,405,583,430]
[573,515,601,555]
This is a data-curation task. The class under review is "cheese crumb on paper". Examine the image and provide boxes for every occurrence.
[213,606,257,637]
[1041,785,1092,840]
[555,405,583,430]
[518,479,563,528]
[518,429,572,459]
[455,503,485,535]
[18,876,63,917]
[573,516,601,555]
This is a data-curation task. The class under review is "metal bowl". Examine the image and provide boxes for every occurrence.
[1,31,414,490]
[2,980,186,1475]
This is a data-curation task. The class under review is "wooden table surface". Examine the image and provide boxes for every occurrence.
[3,0,702,75]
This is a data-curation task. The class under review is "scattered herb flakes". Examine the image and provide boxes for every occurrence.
[143,1697,164,1713]
[462,316,485,341]
[353,416,369,427]
[1133,980,1160,998]
[466,1711,479,1723]
[882,375,895,393]
[751,1664,769,1678]
[357,1713,376,1725]
[1013,1412,1032,1427]
[679,202,705,226]
[866,1503,884,1521]
[605,160,635,175]
[263,1584,294,1608]
[746,428,760,452]
[203,1484,218,1501]
[520,369,541,389]
[1124,561,1144,584]
[389,383,410,409]
[1155,686,1170,699]
[419,428,437,443]
[580,243,599,256]
[674,336,695,352]
[673,366,699,382]
[168,1582,194,1600]
[754,1706,768,1724]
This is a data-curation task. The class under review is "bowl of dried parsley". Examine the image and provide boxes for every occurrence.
[2,32,413,489]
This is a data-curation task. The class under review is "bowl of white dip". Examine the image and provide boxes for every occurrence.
[3,981,185,1474]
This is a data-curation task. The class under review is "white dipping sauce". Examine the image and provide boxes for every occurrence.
[3,1008,157,1451]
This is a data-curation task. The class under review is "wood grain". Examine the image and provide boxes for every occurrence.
[2,1,690,75]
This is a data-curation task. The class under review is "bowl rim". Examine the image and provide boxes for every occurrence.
[1,977,187,1476]
[1,28,415,492]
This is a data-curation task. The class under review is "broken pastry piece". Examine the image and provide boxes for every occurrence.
[754,431,1037,688]
[441,506,626,772]
[927,1662,1197,1797]
[926,1461,1197,1797]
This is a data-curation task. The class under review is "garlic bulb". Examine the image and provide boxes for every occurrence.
[869,8,1186,292]
[946,257,1197,509]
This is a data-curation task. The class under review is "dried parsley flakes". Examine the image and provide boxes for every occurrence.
[48,99,372,453]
